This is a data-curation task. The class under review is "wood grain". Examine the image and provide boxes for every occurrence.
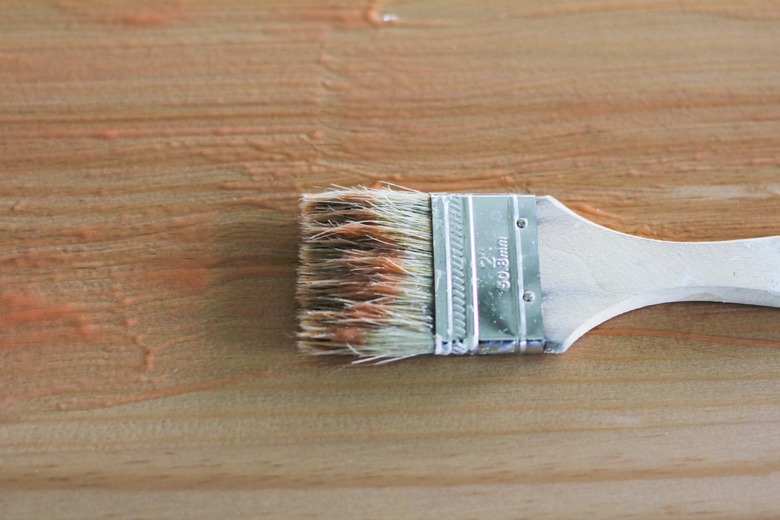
[1,1,779,518]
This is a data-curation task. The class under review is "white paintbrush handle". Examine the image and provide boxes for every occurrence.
[626,235,780,308]
[536,196,780,352]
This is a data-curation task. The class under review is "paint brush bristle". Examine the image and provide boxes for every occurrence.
[297,188,435,361]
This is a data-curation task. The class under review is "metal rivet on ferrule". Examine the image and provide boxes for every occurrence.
[522,291,535,302]
[516,218,528,229]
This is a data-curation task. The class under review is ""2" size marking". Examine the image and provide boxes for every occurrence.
[477,236,511,291]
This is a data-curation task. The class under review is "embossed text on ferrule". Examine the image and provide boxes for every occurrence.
[477,236,511,291]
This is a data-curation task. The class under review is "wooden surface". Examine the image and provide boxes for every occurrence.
[1,1,779,518]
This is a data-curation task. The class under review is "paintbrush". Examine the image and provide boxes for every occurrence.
[297,187,779,362]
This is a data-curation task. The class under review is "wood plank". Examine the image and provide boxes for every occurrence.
[1,1,779,518]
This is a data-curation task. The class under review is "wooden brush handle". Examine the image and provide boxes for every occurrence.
[536,196,780,352]
[627,235,780,308]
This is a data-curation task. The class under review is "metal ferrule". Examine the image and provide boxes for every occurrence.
[431,194,545,355]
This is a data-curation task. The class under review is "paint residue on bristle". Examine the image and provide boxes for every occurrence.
[297,188,435,362]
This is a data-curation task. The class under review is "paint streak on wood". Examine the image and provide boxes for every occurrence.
[0,1,778,518]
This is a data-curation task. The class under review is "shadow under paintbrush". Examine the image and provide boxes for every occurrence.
[204,208,299,370]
